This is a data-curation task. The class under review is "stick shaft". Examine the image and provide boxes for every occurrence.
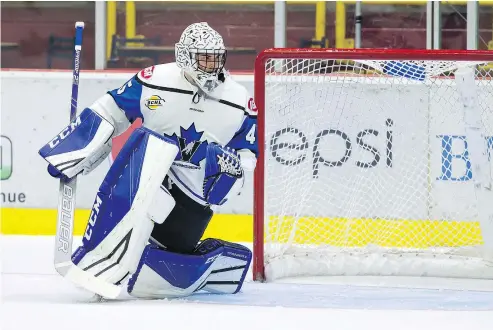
[54,22,85,274]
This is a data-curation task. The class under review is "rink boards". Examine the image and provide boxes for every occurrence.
[1,208,483,247]
[1,70,491,247]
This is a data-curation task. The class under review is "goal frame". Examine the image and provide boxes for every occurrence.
[252,48,493,282]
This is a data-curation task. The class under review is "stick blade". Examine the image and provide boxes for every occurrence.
[56,262,122,299]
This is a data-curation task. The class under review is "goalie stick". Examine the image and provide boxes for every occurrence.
[53,21,120,299]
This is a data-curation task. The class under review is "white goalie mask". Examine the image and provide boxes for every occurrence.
[175,22,227,93]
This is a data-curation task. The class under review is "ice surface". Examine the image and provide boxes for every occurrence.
[2,236,493,330]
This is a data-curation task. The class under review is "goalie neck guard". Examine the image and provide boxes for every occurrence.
[175,22,227,93]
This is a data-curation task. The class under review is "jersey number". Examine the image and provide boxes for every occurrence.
[117,80,133,95]
[246,124,256,145]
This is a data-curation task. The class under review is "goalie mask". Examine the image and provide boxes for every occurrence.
[175,22,227,93]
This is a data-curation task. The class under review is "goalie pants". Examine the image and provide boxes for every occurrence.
[150,177,214,254]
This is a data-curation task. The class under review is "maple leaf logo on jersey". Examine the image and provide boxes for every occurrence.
[170,123,208,168]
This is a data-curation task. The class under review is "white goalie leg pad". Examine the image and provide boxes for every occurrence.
[72,127,178,286]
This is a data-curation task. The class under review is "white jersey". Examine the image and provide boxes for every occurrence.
[90,63,258,205]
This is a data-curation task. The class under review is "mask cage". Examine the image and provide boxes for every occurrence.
[189,48,227,76]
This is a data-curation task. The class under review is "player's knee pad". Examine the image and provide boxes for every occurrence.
[39,107,115,179]
[72,126,179,285]
[127,238,252,299]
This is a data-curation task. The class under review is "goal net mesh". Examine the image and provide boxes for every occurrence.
[259,55,493,280]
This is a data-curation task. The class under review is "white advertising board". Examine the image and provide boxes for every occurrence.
[1,70,492,221]
[264,76,493,221]
[0,71,254,213]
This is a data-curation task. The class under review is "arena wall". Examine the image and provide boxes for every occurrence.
[1,69,492,245]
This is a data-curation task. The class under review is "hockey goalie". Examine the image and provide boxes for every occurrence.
[38,22,258,299]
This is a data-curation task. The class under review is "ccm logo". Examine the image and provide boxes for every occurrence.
[84,194,102,241]
[205,254,220,264]
[49,117,82,149]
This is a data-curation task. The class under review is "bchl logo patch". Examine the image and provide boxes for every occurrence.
[145,95,165,110]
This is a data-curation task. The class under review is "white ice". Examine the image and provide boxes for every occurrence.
[2,236,493,330]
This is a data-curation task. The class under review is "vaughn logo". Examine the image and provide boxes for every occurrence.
[145,95,165,110]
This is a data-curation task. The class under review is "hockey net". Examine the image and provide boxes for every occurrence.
[253,49,493,281]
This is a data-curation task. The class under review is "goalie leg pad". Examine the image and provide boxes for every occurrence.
[127,238,252,299]
[39,107,115,179]
[72,126,179,285]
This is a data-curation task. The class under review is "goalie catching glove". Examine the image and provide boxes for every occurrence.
[203,143,244,205]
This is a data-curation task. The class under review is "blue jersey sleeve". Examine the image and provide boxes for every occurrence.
[107,75,144,124]
[226,115,258,158]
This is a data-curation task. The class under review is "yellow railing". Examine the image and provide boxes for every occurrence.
[335,1,354,48]
[314,1,326,47]
[126,1,136,39]
[106,1,116,60]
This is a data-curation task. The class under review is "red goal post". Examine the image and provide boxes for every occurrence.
[253,48,493,282]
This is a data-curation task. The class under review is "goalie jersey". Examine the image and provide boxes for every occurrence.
[90,63,258,205]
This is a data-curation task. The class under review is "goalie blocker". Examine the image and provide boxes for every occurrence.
[39,110,251,298]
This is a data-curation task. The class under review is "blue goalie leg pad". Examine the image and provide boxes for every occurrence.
[127,238,252,299]
[198,239,252,295]
[72,126,178,284]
